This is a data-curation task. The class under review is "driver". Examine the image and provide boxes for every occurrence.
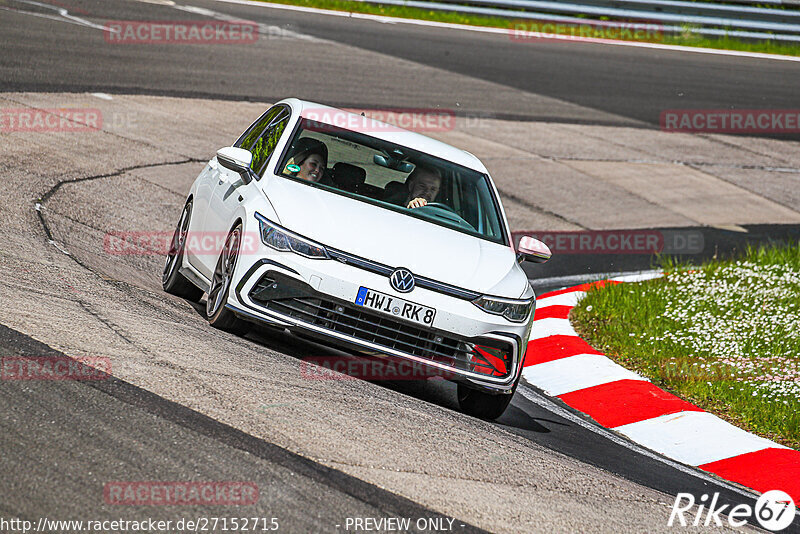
[403,166,441,209]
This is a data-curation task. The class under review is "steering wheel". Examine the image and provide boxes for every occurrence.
[420,202,457,214]
[416,202,476,231]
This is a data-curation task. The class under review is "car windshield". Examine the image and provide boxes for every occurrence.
[276,118,507,245]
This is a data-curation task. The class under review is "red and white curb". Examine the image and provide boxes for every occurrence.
[523,274,800,502]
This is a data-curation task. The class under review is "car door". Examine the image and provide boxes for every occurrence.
[199,106,291,276]
[188,107,280,275]
[185,160,217,272]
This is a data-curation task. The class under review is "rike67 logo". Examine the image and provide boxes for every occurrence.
[669,490,796,531]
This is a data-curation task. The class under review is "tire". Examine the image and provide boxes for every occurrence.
[457,382,516,420]
[206,224,249,335]
[163,200,203,301]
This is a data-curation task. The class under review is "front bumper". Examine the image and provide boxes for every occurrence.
[227,254,530,393]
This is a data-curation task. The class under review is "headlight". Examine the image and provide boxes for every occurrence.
[472,295,533,323]
[255,213,329,259]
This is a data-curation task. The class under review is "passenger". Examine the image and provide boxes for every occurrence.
[284,137,328,183]
[393,166,442,209]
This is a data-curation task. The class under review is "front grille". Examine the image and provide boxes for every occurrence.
[326,248,481,300]
[248,273,512,378]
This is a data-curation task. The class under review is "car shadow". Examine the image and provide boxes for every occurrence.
[496,400,560,433]
[190,297,561,434]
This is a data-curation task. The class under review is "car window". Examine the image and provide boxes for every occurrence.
[236,105,290,178]
[236,106,281,151]
[276,118,507,245]
[252,113,290,177]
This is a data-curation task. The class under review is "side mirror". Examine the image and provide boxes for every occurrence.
[517,236,551,264]
[216,147,255,182]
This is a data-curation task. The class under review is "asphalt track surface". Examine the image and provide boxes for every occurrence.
[1,0,800,532]
[0,0,799,131]
[0,324,487,533]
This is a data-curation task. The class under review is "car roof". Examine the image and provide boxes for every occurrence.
[278,98,489,174]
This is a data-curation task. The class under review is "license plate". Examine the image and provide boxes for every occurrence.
[355,287,436,326]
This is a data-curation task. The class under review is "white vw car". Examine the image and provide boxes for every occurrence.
[163,99,551,419]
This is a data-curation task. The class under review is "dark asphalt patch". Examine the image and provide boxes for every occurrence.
[0,323,487,533]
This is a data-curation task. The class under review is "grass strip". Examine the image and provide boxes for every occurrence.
[255,0,800,56]
[571,243,800,449]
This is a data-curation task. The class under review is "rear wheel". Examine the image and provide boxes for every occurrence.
[206,224,249,335]
[457,383,516,420]
[162,200,203,301]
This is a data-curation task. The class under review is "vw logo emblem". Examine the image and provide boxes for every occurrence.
[390,268,415,293]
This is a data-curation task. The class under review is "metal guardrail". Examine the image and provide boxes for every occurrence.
[702,0,800,5]
[352,0,800,41]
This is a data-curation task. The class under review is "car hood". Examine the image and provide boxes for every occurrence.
[260,178,526,298]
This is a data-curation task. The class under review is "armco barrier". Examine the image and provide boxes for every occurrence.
[351,0,800,42]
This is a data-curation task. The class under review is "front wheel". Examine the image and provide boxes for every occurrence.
[206,224,249,335]
[457,383,516,420]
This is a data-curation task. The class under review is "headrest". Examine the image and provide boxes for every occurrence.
[332,162,366,193]
[383,180,406,200]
